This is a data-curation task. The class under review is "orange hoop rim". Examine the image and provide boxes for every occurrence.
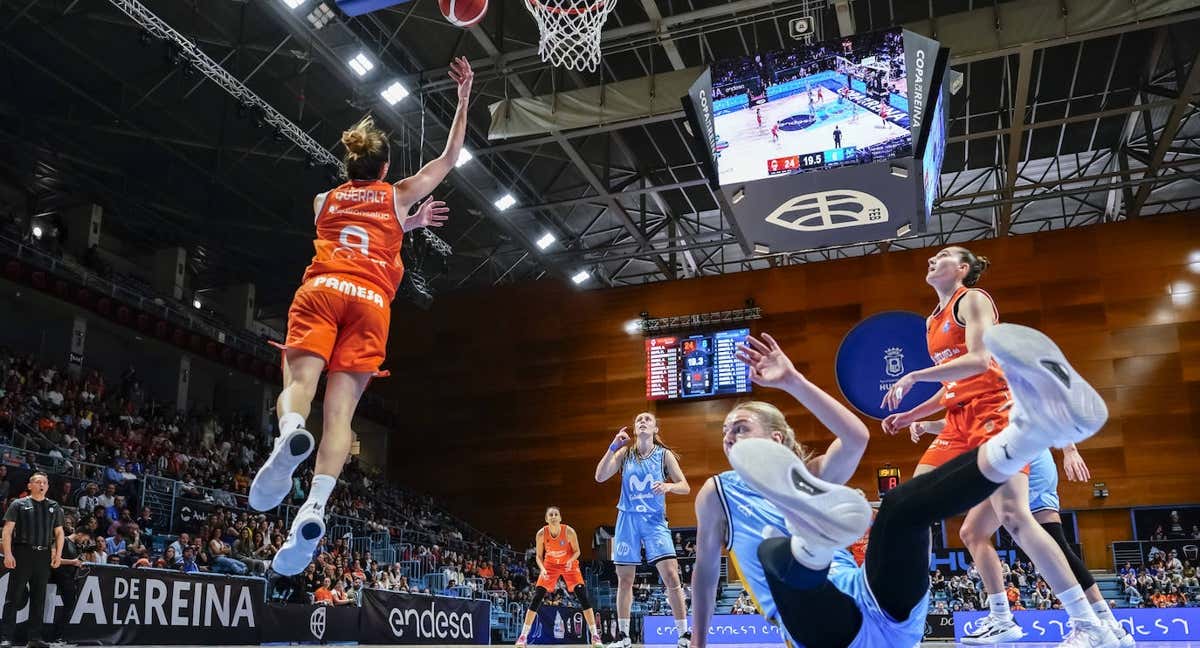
[525,0,607,17]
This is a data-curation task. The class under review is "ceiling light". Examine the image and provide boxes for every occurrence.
[192,299,202,309]
[623,319,642,335]
[493,193,517,211]
[571,270,590,285]
[380,81,409,105]
[306,3,334,29]
[348,52,374,77]
[455,148,474,168]
[282,0,306,8]
[536,232,555,250]
[31,226,43,240]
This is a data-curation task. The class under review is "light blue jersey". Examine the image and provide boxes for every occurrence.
[612,446,674,565]
[618,445,667,515]
[1027,449,1060,513]
[714,470,929,648]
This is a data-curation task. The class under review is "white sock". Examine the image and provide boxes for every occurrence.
[618,618,630,635]
[675,618,688,634]
[982,419,1045,478]
[307,474,336,509]
[1059,586,1100,625]
[1092,599,1118,625]
[279,412,304,437]
[791,535,834,570]
[988,592,1012,620]
[521,622,531,636]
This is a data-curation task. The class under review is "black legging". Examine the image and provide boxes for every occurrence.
[758,449,1004,648]
[1042,521,1095,590]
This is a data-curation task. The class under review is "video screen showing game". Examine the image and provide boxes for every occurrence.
[710,28,913,185]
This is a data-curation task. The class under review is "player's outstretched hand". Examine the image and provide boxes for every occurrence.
[407,196,450,231]
[881,411,916,436]
[448,56,474,103]
[735,333,799,389]
[1062,447,1091,482]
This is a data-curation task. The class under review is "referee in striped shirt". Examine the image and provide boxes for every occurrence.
[0,472,63,648]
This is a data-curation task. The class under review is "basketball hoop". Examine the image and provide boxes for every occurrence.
[522,0,616,72]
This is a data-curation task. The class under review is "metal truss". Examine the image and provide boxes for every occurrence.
[106,0,344,172]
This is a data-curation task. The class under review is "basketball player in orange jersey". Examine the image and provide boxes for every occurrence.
[880,247,1121,647]
[516,507,603,648]
[248,57,474,576]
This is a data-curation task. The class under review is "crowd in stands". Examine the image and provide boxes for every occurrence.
[0,346,537,609]
[1119,553,1200,608]
[929,558,1060,614]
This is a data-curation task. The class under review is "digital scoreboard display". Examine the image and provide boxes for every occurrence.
[646,328,752,401]
[877,466,902,498]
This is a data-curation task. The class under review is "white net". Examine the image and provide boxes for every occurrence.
[522,0,617,72]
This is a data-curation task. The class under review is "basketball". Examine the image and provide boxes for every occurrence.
[438,0,487,27]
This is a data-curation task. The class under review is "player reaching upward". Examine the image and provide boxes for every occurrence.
[515,507,603,648]
[692,325,1111,648]
[881,246,1122,646]
[595,414,691,648]
[909,421,1134,646]
[248,57,474,576]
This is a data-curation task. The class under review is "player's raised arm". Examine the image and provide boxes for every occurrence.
[394,57,473,209]
[595,427,630,482]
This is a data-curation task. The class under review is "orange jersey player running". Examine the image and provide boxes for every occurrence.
[516,507,603,648]
[249,57,474,577]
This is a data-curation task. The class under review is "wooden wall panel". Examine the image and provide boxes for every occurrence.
[383,214,1200,561]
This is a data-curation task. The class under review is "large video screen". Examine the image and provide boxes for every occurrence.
[710,28,913,185]
[646,328,751,401]
[920,83,948,226]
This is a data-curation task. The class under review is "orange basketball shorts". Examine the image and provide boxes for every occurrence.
[537,565,584,590]
[919,389,1027,473]
[283,274,391,374]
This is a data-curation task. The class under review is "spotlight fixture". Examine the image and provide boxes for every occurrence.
[493,193,517,211]
[455,148,474,168]
[536,232,556,250]
[192,299,202,309]
[306,3,335,29]
[31,226,43,240]
[282,0,306,8]
[380,81,409,105]
[623,319,642,335]
[571,270,590,285]
[348,52,374,77]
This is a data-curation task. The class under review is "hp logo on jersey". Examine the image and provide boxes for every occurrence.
[765,190,887,232]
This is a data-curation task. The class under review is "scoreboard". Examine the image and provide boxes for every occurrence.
[767,146,859,176]
[646,328,752,401]
[877,465,902,498]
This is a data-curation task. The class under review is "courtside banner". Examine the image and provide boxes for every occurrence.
[360,589,491,645]
[955,609,1200,642]
[924,613,956,639]
[528,605,587,644]
[645,614,785,644]
[56,565,264,644]
[835,311,938,420]
[260,602,362,644]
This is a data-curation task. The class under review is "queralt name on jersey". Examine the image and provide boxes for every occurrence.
[333,187,390,204]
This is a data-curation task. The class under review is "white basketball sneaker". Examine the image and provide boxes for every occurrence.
[249,426,314,511]
[1057,619,1120,648]
[606,631,631,648]
[727,438,872,551]
[1106,618,1136,648]
[983,323,1109,446]
[962,614,1025,644]
[271,501,325,576]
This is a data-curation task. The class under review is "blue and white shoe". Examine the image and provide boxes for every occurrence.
[249,427,314,511]
[271,502,325,576]
[983,323,1109,446]
[728,438,872,550]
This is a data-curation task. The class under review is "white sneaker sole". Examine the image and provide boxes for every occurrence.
[249,428,314,511]
[272,512,325,576]
[962,623,1026,644]
[983,323,1109,447]
[728,438,872,548]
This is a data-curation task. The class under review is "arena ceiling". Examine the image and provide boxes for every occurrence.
[1,0,1199,316]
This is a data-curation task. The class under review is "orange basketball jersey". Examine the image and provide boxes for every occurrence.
[302,180,406,301]
[541,525,575,568]
[926,285,1009,408]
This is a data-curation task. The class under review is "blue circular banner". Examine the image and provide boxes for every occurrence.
[835,311,939,420]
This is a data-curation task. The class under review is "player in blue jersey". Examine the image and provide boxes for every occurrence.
[692,325,1110,648]
[909,420,1135,646]
[595,413,691,648]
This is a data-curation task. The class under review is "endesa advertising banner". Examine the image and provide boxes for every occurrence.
[955,609,1200,643]
[360,588,491,645]
[645,614,785,644]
